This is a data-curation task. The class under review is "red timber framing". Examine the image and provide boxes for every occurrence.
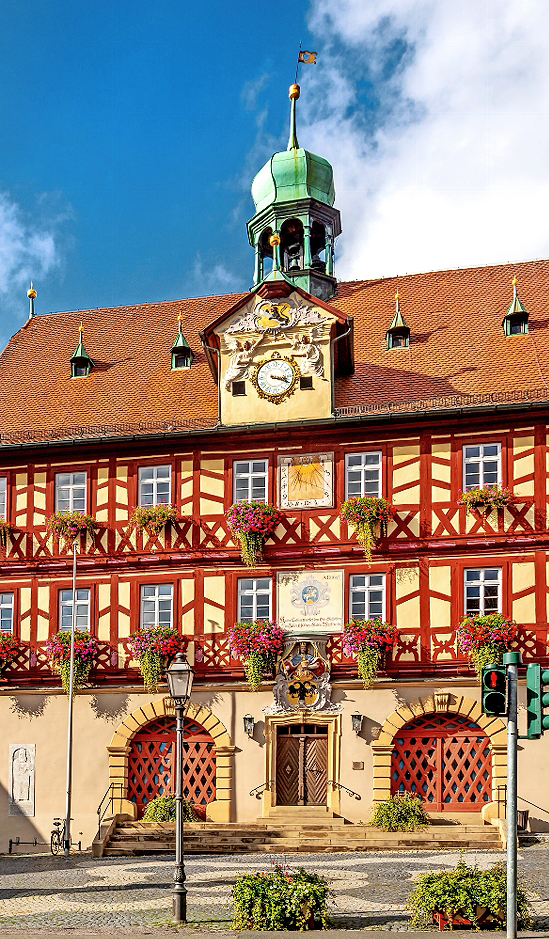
[0,412,549,686]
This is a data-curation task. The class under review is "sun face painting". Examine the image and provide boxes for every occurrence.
[278,453,334,508]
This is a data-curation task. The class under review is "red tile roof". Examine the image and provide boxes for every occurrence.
[1,258,548,442]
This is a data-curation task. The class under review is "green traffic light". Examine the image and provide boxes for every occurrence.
[526,664,549,738]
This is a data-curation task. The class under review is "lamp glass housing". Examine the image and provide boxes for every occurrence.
[166,653,194,704]
[243,714,255,737]
[351,712,363,734]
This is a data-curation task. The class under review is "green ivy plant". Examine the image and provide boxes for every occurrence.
[370,793,429,832]
[142,795,198,822]
[408,860,533,930]
[232,866,331,931]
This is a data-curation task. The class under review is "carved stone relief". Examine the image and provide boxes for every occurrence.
[9,744,35,817]
[264,639,340,715]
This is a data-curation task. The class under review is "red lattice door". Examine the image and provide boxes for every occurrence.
[391,714,492,812]
[127,716,216,819]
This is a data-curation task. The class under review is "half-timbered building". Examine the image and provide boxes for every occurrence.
[1,85,549,851]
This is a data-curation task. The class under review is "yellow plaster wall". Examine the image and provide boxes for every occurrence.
[115,464,129,522]
[395,567,420,631]
[181,578,195,635]
[36,585,50,640]
[392,444,420,504]
[98,583,111,641]
[431,441,452,502]
[118,581,131,638]
[32,471,47,525]
[180,459,193,517]
[203,575,225,634]
[200,459,225,515]
[512,561,536,624]
[19,587,32,642]
[513,435,535,497]
[15,473,28,527]
[95,465,110,523]
[429,566,452,628]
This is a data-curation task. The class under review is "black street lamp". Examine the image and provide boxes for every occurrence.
[166,652,194,924]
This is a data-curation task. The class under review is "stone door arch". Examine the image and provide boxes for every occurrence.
[372,693,506,813]
[108,698,235,822]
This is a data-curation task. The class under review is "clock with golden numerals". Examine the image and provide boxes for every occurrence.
[251,352,299,404]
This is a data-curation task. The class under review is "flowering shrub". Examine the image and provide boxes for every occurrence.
[130,504,179,537]
[228,621,284,691]
[142,794,198,822]
[457,484,512,519]
[46,511,98,550]
[232,866,331,931]
[46,631,99,694]
[341,497,395,564]
[226,501,282,567]
[128,626,185,693]
[0,634,20,674]
[456,613,517,677]
[343,620,398,688]
[0,519,11,548]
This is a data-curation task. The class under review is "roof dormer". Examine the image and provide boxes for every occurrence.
[70,323,94,377]
[386,292,410,349]
[503,277,529,336]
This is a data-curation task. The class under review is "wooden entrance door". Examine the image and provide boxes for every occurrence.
[127,716,217,818]
[391,714,492,812]
[276,724,328,806]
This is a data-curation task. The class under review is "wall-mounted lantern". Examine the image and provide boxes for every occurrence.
[351,713,363,735]
[243,714,255,738]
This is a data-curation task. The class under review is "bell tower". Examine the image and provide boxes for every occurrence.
[247,85,342,302]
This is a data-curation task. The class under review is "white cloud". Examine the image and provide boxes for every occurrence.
[186,254,242,298]
[302,0,549,279]
[0,191,63,298]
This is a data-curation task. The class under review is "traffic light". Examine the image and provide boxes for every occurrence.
[526,664,549,738]
[481,664,507,716]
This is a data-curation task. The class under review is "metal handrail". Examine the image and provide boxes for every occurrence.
[249,781,273,798]
[328,780,361,800]
[96,783,124,840]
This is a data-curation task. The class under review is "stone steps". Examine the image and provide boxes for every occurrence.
[101,818,502,856]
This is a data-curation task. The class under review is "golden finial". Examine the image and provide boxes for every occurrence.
[269,234,281,247]
[178,312,183,325]
[512,276,517,287]
[289,83,301,100]
[79,322,84,334]
[395,290,400,312]
[27,285,37,300]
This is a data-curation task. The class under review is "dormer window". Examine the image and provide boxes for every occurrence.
[171,314,194,370]
[503,277,529,336]
[70,323,93,378]
[386,291,410,349]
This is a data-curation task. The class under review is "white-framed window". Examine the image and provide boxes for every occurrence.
[464,568,501,615]
[55,472,87,512]
[345,452,382,499]
[233,460,268,503]
[349,574,386,620]
[138,465,171,507]
[237,578,272,622]
[0,477,7,520]
[59,588,90,632]
[140,584,174,628]
[463,444,501,490]
[0,593,14,633]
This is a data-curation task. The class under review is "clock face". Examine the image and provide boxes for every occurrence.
[253,356,298,402]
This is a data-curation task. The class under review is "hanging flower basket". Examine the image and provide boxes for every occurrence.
[0,519,11,549]
[457,484,512,520]
[342,620,398,688]
[456,613,517,678]
[127,626,185,693]
[46,631,99,695]
[226,501,282,567]
[340,496,395,564]
[46,511,98,551]
[0,634,20,676]
[228,620,284,691]
[130,504,179,537]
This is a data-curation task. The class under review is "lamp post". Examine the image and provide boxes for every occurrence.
[166,652,194,924]
[64,541,78,857]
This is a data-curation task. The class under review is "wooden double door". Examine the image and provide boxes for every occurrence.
[276,724,328,806]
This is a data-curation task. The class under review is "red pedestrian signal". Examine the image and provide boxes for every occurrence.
[482,665,507,716]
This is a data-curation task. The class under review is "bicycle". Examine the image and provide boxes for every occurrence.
[50,817,65,855]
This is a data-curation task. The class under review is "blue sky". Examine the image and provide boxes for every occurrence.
[2,1,549,348]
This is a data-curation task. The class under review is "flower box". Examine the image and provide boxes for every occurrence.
[130,504,179,538]
[340,496,395,564]
[46,511,98,551]
[457,484,512,519]
[228,621,284,691]
[226,501,282,567]
[127,626,185,693]
[342,620,398,688]
[456,613,517,677]
[46,631,99,695]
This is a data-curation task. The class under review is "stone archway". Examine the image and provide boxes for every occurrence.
[371,692,507,815]
[107,698,235,822]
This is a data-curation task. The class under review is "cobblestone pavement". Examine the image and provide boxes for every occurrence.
[0,846,548,931]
